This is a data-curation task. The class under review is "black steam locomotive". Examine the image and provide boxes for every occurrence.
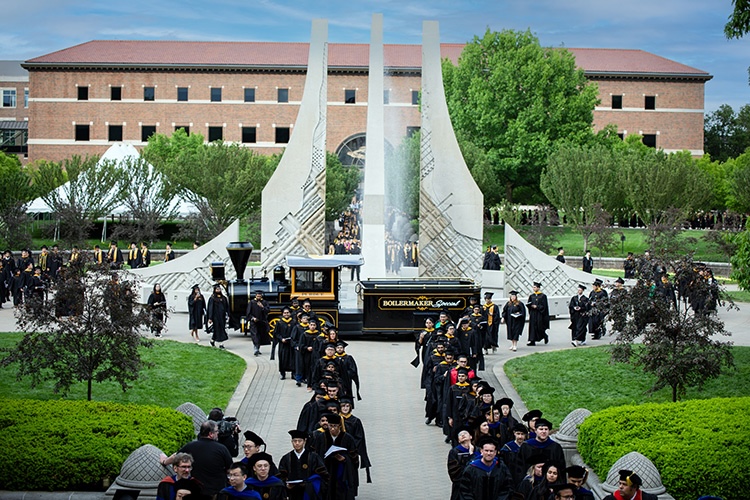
[214,242,481,337]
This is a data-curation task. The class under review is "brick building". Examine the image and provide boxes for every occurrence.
[0,60,29,158]
[21,41,711,163]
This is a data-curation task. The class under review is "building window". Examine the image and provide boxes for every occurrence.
[111,86,122,101]
[77,86,88,101]
[210,87,222,102]
[208,126,223,142]
[177,87,189,102]
[141,125,156,142]
[642,134,657,148]
[383,89,390,105]
[144,87,155,101]
[645,95,656,110]
[75,124,90,141]
[2,89,16,107]
[612,95,623,109]
[24,88,29,108]
[277,88,289,103]
[244,88,255,102]
[345,89,356,104]
[242,127,257,143]
[275,127,290,143]
[406,126,420,138]
[411,90,420,106]
[109,125,123,142]
[175,126,190,135]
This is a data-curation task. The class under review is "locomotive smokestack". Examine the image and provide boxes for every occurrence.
[226,242,253,280]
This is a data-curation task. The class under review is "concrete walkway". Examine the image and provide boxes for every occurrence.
[0,291,748,499]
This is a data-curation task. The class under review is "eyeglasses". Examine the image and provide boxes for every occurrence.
[559,495,575,500]
[227,473,245,479]
[176,465,192,469]
[242,444,256,449]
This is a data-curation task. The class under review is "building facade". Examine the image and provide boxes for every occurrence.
[21,41,711,163]
[0,60,29,158]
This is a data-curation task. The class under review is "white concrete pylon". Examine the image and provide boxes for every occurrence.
[360,13,387,279]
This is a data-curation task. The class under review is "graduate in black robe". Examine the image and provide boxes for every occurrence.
[501,291,526,352]
[482,292,501,349]
[147,283,167,337]
[518,419,566,473]
[310,414,359,500]
[588,279,608,340]
[188,285,206,342]
[275,307,297,379]
[295,316,317,388]
[245,452,286,500]
[568,285,589,346]
[447,430,478,500]
[526,282,550,346]
[278,430,328,500]
[458,437,514,500]
[339,398,371,486]
[207,284,229,347]
[334,341,360,400]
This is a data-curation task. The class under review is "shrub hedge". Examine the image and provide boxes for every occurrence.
[0,398,194,491]
[578,397,750,500]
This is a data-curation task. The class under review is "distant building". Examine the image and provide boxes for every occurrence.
[21,41,711,163]
[0,60,29,160]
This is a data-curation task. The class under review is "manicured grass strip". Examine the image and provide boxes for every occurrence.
[0,333,246,410]
[504,345,750,425]
[726,290,750,303]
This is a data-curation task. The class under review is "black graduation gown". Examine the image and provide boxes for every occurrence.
[458,458,514,500]
[127,248,142,269]
[310,430,359,500]
[568,294,589,343]
[483,302,501,348]
[501,300,526,341]
[244,476,286,500]
[278,449,329,500]
[335,353,360,400]
[588,288,608,338]
[188,293,206,330]
[447,445,477,500]
[275,318,296,374]
[147,291,167,334]
[446,382,471,441]
[296,328,317,385]
[245,298,270,345]
[207,293,230,342]
[341,412,371,484]
[519,438,566,472]
[526,293,550,343]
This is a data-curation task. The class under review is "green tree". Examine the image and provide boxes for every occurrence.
[1,269,152,400]
[732,226,750,291]
[725,0,750,39]
[609,256,734,402]
[704,104,750,162]
[144,133,276,238]
[0,151,36,249]
[541,143,623,251]
[728,150,750,213]
[442,29,600,203]
[113,156,180,244]
[325,152,361,221]
[32,155,122,245]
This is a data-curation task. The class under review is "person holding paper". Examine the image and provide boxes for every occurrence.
[310,413,359,499]
[278,430,328,500]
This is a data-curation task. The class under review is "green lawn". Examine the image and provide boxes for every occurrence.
[484,225,730,262]
[0,333,246,410]
[504,345,750,426]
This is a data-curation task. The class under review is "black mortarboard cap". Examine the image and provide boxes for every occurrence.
[522,409,543,421]
[477,383,495,395]
[615,277,625,284]
[247,452,274,469]
[535,418,553,429]
[335,340,348,347]
[496,397,514,409]
[551,483,577,495]
[578,284,586,290]
[565,465,587,478]
[243,431,265,447]
[618,470,642,488]
[512,423,528,434]
[533,281,542,287]
[288,430,308,440]
[457,367,470,376]
[484,292,494,298]
[509,290,519,295]
[475,435,499,448]
[323,413,342,425]
[593,278,603,286]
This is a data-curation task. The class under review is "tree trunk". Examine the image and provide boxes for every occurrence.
[88,378,92,401]
[672,384,677,403]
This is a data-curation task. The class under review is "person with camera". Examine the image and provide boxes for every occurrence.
[209,407,242,457]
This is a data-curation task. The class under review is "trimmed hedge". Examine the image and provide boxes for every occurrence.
[0,398,194,491]
[578,397,750,500]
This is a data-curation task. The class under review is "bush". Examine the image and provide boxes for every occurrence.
[578,397,750,500]
[0,398,194,491]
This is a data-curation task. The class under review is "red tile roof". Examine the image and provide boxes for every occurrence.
[24,40,710,78]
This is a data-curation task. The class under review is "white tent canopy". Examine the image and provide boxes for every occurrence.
[26,143,199,216]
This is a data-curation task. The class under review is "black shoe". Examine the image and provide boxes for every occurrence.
[280,374,285,380]
[544,335,549,345]
[425,418,433,425]
[435,420,443,427]
[444,437,451,444]
[219,345,225,350]
[210,340,215,347]
[270,356,275,360]
[527,342,535,346]
[296,381,302,387]
[254,351,260,356]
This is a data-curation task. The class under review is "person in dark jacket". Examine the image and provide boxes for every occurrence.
[207,284,229,349]
[582,250,593,273]
[569,285,589,347]
[501,291,526,352]
[526,282,550,346]
[246,290,270,356]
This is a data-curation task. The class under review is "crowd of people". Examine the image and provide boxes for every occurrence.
[413,297,663,500]
[157,298,371,500]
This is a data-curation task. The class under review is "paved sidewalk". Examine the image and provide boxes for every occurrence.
[1,298,748,499]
